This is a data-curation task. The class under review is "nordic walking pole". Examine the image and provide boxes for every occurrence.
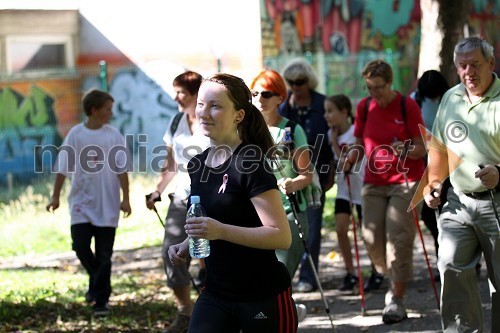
[273,158,335,331]
[287,191,336,332]
[145,193,200,294]
[396,139,440,309]
[152,207,165,227]
[430,188,441,228]
[345,172,366,316]
[478,164,500,231]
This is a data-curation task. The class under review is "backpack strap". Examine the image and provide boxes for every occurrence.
[170,112,184,136]
[360,96,372,124]
[361,95,407,124]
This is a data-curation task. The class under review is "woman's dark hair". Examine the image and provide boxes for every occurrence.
[173,71,203,95]
[82,89,114,116]
[205,73,275,155]
[325,94,354,123]
[417,70,450,102]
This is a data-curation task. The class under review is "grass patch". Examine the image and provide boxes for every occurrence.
[0,173,169,259]
[0,268,177,332]
[0,172,338,332]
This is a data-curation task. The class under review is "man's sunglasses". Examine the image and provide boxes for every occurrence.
[286,79,307,86]
[251,91,279,99]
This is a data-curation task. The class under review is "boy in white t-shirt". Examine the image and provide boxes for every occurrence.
[46,89,131,317]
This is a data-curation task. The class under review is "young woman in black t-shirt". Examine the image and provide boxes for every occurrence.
[168,73,298,333]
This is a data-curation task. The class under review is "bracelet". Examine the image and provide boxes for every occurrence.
[154,190,161,197]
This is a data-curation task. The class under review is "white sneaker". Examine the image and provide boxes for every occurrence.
[296,303,307,322]
[295,281,315,292]
[382,297,407,324]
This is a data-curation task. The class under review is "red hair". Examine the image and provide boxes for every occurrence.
[250,69,288,102]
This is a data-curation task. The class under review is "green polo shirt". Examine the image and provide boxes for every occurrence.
[430,73,500,193]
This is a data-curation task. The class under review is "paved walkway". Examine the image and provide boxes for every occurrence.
[294,228,493,333]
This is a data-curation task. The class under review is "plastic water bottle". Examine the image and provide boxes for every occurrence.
[283,127,293,144]
[279,127,293,159]
[187,195,210,258]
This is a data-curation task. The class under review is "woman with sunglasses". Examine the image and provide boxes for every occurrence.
[169,73,298,332]
[279,58,334,293]
[250,70,313,321]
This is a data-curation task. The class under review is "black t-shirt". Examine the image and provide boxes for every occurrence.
[188,143,291,301]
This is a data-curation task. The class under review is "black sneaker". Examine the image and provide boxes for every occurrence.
[93,302,110,317]
[85,291,94,304]
[339,273,359,291]
[364,271,384,292]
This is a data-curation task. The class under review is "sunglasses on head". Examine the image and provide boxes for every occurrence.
[286,78,307,86]
[251,91,279,99]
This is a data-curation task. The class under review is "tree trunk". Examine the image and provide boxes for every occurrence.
[437,0,471,86]
[418,0,442,77]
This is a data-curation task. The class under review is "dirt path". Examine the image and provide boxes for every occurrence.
[0,228,492,333]
[294,232,492,333]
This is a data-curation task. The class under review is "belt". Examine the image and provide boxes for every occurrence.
[464,189,496,199]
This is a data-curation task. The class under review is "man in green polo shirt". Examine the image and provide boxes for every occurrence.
[425,36,499,332]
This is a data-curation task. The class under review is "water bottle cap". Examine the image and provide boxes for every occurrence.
[191,195,200,204]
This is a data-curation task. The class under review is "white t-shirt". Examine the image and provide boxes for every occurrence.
[329,125,365,204]
[56,123,131,227]
[163,113,210,199]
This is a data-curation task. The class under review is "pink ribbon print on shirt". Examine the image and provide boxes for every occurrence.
[218,174,228,194]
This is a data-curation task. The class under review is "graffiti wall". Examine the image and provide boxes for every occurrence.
[106,68,178,172]
[261,0,421,98]
[0,67,179,184]
[261,0,499,98]
[0,80,80,184]
[468,0,500,74]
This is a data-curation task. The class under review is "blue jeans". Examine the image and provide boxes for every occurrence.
[298,192,325,288]
[71,223,116,304]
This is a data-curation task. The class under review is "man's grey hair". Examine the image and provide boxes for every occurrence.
[454,36,494,64]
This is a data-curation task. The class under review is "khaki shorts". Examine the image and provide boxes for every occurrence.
[361,183,420,282]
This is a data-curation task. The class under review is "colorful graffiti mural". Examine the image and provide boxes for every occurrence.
[0,67,179,183]
[261,0,421,99]
[107,68,178,172]
[0,85,63,183]
[262,0,499,99]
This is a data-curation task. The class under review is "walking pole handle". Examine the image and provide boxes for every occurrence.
[478,164,500,230]
[145,193,165,227]
[145,192,162,203]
